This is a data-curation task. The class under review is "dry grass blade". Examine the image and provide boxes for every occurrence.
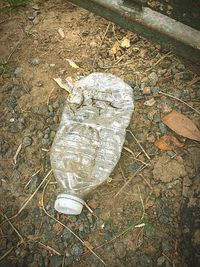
[159,91,200,115]
[42,178,107,266]
[92,22,111,71]
[126,130,151,160]
[38,241,61,256]
[0,211,24,243]
[137,185,145,221]
[123,146,150,166]
[114,164,148,198]
[13,143,22,164]
[0,170,53,226]
[0,246,15,261]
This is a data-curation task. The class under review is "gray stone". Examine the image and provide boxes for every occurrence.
[114,242,126,259]
[30,57,40,66]
[49,255,63,267]
[14,67,22,77]
[23,136,33,147]
[33,17,39,25]
[157,256,165,265]
[148,72,158,86]
[158,122,167,134]
[32,4,40,10]
[71,243,83,260]
[64,254,73,266]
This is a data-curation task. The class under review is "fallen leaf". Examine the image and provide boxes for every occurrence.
[162,111,200,142]
[154,135,184,151]
[58,28,65,39]
[66,59,79,69]
[120,38,131,48]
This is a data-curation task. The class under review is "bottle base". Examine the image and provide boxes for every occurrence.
[54,193,85,215]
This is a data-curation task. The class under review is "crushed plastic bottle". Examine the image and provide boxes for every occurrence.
[50,73,134,215]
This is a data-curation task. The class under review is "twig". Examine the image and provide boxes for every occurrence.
[146,52,173,72]
[13,143,22,164]
[0,170,53,226]
[38,241,61,256]
[123,146,150,166]
[126,130,151,161]
[114,164,148,198]
[42,178,107,266]
[158,91,200,115]
[0,246,14,261]
[47,87,55,105]
[119,163,126,181]
[92,22,111,71]
[24,168,41,189]
[137,186,145,221]
[187,76,200,86]
[84,202,100,220]
[0,211,24,243]
[138,174,153,190]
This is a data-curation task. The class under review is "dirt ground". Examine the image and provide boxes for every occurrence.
[0,1,200,267]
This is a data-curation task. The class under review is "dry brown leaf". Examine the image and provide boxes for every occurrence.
[154,135,184,151]
[162,111,200,142]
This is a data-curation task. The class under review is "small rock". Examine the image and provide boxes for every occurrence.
[33,17,39,25]
[35,80,44,87]
[157,256,166,265]
[144,98,156,106]
[30,57,40,66]
[142,87,151,95]
[64,253,73,266]
[89,40,97,48]
[50,64,56,68]
[23,136,33,147]
[113,242,126,259]
[14,67,22,77]
[28,16,35,20]
[49,255,63,267]
[148,72,158,86]
[158,122,167,134]
[32,4,40,10]
[71,243,83,260]
[177,64,185,71]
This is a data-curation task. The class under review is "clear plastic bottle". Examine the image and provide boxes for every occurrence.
[50,73,134,214]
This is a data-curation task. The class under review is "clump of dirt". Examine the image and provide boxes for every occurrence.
[153,155,187,183]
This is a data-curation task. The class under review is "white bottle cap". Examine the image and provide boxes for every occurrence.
[54,194,85,215]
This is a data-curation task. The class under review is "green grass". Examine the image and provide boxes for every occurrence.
[5,0,30,7]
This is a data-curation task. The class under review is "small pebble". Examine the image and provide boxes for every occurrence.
[142,87,151,95]
[157,256,166,266]
[32,4,40,10]
[30,57,40,66]
[148,72,158,86]
[144,98,156,106]
[23,136,33,147]
[14,67,22,77]
[50,64,56,68]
